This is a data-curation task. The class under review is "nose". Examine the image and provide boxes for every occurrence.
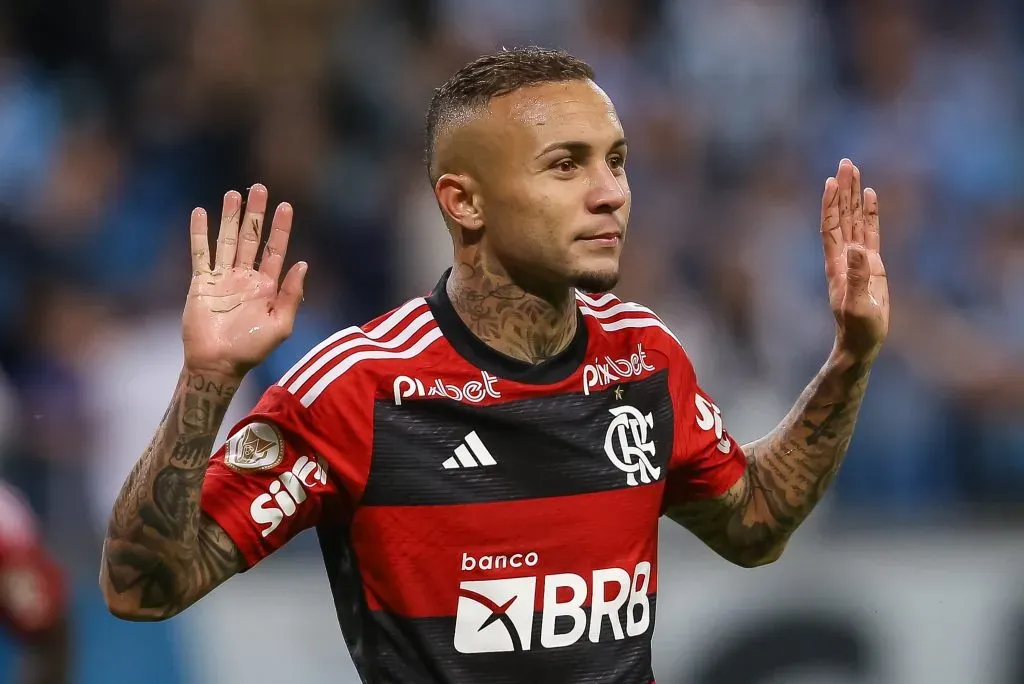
[585,165,628,214]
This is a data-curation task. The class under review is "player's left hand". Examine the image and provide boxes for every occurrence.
[820,159,889,362]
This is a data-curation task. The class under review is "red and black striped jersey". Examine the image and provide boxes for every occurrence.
[201,269,746,683]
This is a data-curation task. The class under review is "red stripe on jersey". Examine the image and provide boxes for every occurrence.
[376,350,582,407]
[351,486,662,618]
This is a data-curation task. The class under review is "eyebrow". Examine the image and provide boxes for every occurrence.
[536,137,628,158]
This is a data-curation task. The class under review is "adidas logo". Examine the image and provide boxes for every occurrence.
[443,431,497,470]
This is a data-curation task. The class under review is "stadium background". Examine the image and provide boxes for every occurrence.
[0,0,1022,681]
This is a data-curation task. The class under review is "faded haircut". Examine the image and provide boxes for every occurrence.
[424,46,596,183]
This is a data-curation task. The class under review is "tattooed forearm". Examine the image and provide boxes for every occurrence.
[100,369,243,620]
[448,253,578,364]
[669,352,873,567]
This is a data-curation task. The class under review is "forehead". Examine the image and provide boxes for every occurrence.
[487,80,624,147]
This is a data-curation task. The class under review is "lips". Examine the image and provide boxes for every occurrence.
[578,231,622,246]
[578,229,622,241]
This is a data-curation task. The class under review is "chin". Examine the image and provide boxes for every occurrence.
[571,269,620,294]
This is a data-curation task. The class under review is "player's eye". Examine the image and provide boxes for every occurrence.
[608,155,625,171]
[552,159,578,174]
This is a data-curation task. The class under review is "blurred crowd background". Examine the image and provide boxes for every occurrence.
[0,0,1021,682]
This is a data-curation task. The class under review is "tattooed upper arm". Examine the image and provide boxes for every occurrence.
[665,452,787,568]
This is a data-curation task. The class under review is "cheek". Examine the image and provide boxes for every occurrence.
[496,185,566,241]
[486,194,548,254]
[536,194,579,244]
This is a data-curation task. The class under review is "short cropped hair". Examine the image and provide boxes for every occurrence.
[424,46,596,183]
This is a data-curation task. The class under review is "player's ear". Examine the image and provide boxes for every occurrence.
[435,173,484,233]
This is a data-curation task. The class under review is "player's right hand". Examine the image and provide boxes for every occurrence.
[183,184,307,380]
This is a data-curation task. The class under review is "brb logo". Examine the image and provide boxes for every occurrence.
[604,406,660,486]
[393,371,501,406]
[582,343,656,395]
[249,455,328,537]
[453,560,652,654]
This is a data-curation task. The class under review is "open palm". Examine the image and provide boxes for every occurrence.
[184,185,307,378]
[820,159,889,360]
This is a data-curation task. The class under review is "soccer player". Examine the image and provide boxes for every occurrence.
[100,48,889,682]
[0,483,70,684]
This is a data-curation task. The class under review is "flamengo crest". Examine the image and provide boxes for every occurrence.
[604,405,660,486]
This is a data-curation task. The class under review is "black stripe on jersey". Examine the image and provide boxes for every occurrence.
[368,599,657,684]
[317,521,382,683]
[362,371,674,507]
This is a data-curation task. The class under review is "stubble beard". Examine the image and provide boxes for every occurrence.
[571,268,620,294]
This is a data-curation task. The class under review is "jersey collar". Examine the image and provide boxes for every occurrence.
[426,268,589,385]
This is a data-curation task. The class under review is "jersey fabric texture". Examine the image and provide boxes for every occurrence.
[201,269,746,683]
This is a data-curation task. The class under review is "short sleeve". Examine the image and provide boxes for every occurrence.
[201,383,367,569]
[662,346,747,509]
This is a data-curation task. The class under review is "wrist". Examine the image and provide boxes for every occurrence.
[828,341,880,369]
[180,366,244,399]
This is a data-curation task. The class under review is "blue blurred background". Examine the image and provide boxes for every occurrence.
[0,0,1022,682]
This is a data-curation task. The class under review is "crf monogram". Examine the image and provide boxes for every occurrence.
[604,405,660,486]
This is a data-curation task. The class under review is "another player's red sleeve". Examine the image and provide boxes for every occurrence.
[201,382,371,570]
[662,344,747,509]
[0,548,65,638]
[0,486,66,638]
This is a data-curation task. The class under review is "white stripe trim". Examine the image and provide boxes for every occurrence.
[300,326,445,407]
[577,301,649,320]
[277,298,426,387]
[575,291,619,308]
[285,311,435,396]
[598,317,682,346]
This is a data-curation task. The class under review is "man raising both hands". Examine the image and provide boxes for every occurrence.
[100,48,888,683]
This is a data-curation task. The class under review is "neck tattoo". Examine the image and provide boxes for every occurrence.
[446,256,577,365]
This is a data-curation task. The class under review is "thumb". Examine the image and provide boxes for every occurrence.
[845,246,870,296]
[275,261,308,320]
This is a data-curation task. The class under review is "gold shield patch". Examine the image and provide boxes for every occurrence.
[224,422,284,472]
